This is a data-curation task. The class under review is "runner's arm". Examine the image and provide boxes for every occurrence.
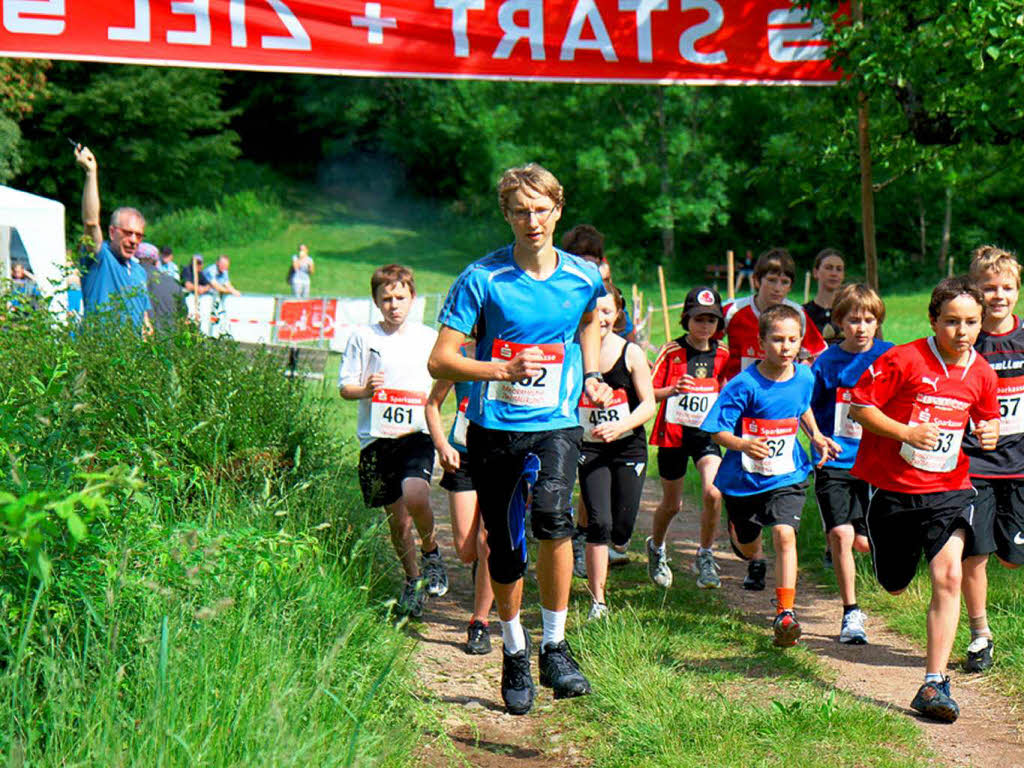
[428,325,542,383]
[425,379,461,472]
[849,404,939,450]
[800,407,840,467]
[711,430,771,459]
[580,310,613,406]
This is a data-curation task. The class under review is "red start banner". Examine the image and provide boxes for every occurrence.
[277,298,337,341]
[0,1,843,84]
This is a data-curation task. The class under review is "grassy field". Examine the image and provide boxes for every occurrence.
[139,188,1024,762]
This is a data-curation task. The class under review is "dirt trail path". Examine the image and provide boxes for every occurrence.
[413,478,1024,767]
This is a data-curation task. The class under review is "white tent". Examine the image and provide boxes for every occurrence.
[0,185,67,311]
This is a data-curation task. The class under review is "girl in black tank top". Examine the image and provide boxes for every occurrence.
[577,287,656,619]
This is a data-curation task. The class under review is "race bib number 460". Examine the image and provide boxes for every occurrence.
[579,388,630,442]
[740,417,798,476]
[666,378,719,428]
[899,403,967,473]
[998,376,1024,436]
[370,389,426,438]
[487,339,565,408]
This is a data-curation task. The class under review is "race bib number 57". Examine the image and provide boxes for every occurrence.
[740,417,798,476]
[998,376,1024,437]
[899,403,967,473]
[487,339,565,408]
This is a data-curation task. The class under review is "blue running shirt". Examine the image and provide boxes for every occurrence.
[701,364,815,496]
[810,340,893,468]
[438,245,604,432]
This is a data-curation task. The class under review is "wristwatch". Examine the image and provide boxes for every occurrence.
[583,371,604,383]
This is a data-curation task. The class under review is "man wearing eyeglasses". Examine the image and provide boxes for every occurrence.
[74,144,153,335]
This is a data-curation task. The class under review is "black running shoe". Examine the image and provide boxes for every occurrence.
[465,620,492,655]
[539,640,592,699]
[910,677,960,722]
[501,633,534,715]
[572,528,587,579]
[964,637,993,673]
[743,559,767,591]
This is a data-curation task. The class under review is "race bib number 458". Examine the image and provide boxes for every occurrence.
[740,417,798,476]
[370,389,426,438]
[487,339,565,408]
[579,388,630,442]
[899,403,967,474]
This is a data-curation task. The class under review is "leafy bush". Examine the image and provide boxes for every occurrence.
[146,189,289,254]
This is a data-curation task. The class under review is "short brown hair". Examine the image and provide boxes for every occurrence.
[928,276,983,321]
[561,224,604,262]
[832,283,886,326]
[813,248,844,270]
[758,304,803,339]
[370,264,415,299]
[497,163,564,214]
[603,281,626,334]
[754,247,796,283]
[968,244,1021,288]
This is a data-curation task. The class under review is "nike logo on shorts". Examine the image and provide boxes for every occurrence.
[1014,532,1024,546]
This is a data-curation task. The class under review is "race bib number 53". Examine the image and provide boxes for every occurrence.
[899,403,967,473]
[370,389,426,438]
[487,339,565,408]
[741,417,798,476]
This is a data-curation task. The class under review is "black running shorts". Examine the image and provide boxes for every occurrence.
[865,487,975,593]
[467,423,582,584]
[725,481,809,545]
[358,432,435,508]
[814,466,869,535]
[439,452,474,494]
[967,478,1024,564]
[656,431,721,481]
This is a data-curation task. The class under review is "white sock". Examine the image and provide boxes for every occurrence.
[501,614,526,654]
[541,608,567,648]
[698,546,713,556]
[924,672,943,684]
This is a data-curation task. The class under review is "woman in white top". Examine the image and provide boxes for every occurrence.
[290,243,315,297]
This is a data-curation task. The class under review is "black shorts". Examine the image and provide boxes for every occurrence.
[467,423,582,584]
[814,466,868,535]
[657,431,721,481]
[725,481,808,545]
[579,440,648,546]
[967,478,1024,564]
[865,487,975,593]
[439,451,474,493]
[357,432,435,508]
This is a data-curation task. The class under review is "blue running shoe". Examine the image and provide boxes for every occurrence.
[910,677,960,722]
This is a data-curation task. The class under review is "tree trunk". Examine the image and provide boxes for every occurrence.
[938,186,953,274]
[917,196,927,263]
[655,88,675,262]
[853,0,878,291]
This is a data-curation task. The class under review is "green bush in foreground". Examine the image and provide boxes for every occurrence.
[0,310,420,765]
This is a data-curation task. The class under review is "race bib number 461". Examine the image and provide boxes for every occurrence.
[487,339,565,408]
[740,417,798,476]
[370,389,426,438]
[899,403,968,474]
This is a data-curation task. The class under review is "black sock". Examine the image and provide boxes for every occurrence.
[843,603,860,615]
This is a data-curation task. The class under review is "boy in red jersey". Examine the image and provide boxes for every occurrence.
[720,248,827,381]
[647,286,730,589]
[961,246,1024,674]
[850,276,1000,722]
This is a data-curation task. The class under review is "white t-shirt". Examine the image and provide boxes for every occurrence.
[339,322,438,448]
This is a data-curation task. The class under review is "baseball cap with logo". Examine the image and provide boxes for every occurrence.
[682,285,724,325]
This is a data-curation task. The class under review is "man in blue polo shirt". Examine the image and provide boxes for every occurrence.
[74,145,152,333]
[429,163,612,716]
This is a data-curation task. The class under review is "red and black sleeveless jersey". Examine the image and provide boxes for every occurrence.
[966,317,1024,478]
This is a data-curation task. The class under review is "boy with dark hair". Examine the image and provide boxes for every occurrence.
[850,276,999,722]
[703,304,838,647]
[961,246,1024,674]
[429,163,611,715]
[339,264,448,618]
[809,283,892,644]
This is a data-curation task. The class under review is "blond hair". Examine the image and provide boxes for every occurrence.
[497,163,564,214]
[832,283,886,326]
[969,245,1020,288]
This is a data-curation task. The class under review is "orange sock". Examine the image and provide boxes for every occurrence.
[776,587,795,613]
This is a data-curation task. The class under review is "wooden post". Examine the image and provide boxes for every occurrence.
[804,271,812,304]
[948,254,955,278]
[657,265,671,343]
[726,250,735,301]
[853,0,879,292]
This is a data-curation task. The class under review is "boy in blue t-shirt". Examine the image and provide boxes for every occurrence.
[702,304,838,647]
[809,284,893,646]
[429,164,611,716]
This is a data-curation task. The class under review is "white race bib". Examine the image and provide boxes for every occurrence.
[452,396,469,448]
[740,417,798,476]
[998,376,1024,437]
[369,388,426,438]
[834,387,862,440]
[579,388,630,442]
[666,378,719,428]
[899,403,967,473]
[487,339,565,408]
[740,350,763,371]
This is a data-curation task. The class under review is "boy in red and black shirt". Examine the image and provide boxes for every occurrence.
[720,248,827,381]
[850,276,1000,723]
[647,286,730,590]
[961,246,1024,674]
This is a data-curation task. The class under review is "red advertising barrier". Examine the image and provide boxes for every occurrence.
[276,298,337,341]
[0,1,843,84]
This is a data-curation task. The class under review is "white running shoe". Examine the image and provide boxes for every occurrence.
[646,536,673,588]
[839,608,868,645]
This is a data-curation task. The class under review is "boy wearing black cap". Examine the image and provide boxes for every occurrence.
[647,286,730,589]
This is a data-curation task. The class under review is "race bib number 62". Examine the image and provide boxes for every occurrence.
[487,339,565,408]
[740,417,798,476]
